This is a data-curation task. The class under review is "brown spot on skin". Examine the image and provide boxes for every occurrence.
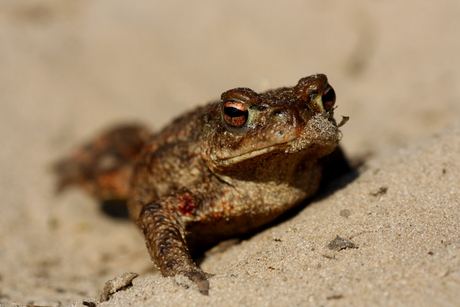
[221,200,233,213]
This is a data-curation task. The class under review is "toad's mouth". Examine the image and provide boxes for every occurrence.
[216,138,299,166]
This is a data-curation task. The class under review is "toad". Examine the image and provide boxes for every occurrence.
[55,74,349,295]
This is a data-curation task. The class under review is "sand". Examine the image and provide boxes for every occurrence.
[0,1,459,306]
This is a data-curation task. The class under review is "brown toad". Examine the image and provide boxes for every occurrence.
[55,74,349,295]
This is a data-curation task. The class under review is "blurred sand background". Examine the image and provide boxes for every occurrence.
[0,1,459,306]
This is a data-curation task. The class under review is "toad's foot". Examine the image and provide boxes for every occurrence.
[138,201,210,295]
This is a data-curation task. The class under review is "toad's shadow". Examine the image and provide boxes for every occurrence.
[100,200,131,219]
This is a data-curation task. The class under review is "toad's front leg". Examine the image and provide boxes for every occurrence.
[138,198,210,295]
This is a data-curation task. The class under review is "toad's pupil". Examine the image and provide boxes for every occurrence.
[224,106,246,118]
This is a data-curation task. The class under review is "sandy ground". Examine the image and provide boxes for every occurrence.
[0,1,459,306]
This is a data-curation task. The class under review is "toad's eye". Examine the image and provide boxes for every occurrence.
[223,101,248,127]
[322,85,336,111]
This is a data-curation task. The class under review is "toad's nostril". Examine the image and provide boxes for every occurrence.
[272,109,289,122]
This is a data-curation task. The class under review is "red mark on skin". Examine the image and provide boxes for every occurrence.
[178,194,195,216]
